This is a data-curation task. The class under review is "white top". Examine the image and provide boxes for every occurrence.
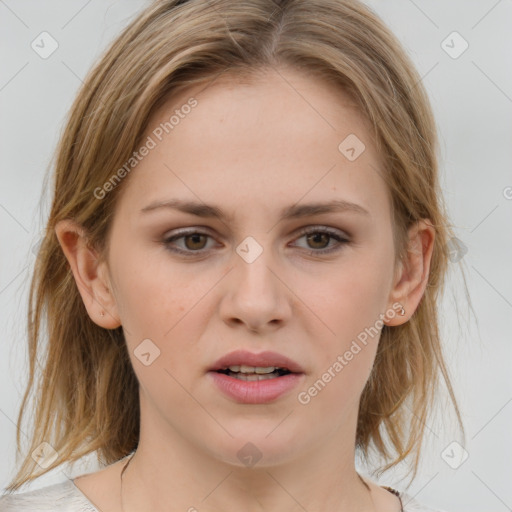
[0,478,450,511]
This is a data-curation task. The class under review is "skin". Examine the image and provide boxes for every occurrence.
[55,66,434,512]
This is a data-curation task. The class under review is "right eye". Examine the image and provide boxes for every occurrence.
[163,230,218,255]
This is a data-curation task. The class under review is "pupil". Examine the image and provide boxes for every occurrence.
[307,233,328,249]
[186,234,206,250]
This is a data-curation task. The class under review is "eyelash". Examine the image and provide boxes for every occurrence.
[162,226,350,257]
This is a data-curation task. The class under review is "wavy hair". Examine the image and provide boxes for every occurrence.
[5,0,468,493]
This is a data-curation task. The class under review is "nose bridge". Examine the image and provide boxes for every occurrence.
[220,234,290,329]
[234,235,279,298]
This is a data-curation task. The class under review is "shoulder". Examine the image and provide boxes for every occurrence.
[400,491,451,512]
[0,480,99,512]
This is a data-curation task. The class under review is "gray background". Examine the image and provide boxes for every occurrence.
[1,1,511,511]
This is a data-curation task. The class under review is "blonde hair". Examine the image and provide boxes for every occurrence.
[6,0,468,493]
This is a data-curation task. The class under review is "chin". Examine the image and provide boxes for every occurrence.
[202,427,309,470]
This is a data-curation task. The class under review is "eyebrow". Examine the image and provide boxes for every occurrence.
[140,198,370,222]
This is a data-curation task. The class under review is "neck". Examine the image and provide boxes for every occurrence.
[119,407,375,512]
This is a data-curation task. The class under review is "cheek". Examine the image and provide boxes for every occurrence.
[110,245,218,376]
[297,249,393,398]
[307,253,392,342]
[110,241,192,330]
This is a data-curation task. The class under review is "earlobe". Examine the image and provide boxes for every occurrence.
[54,219,121,329]
[384,219,435,326]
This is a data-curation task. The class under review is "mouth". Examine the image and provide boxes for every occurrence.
[209,349,305,377]
[214,365,293,381]
[208,350,305,404]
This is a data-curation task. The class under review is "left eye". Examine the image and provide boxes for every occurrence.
[163,231,215,253]
[291,227,349,255]
[163,227,349,256]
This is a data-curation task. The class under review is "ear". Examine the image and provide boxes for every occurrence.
[384,219,435,326]
[54,219,121,329]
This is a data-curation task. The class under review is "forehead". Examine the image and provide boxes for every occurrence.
[115,66,389,224]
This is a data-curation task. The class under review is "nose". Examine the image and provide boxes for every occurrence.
[219,245,292,333]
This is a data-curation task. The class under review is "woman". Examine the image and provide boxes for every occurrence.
[1,0,466,510]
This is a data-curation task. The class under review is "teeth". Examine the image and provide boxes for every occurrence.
[228,365,279,374]
[229,372,280,381]
[254,367,277,374]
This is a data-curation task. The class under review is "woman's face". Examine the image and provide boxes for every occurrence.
[102,66,402,467]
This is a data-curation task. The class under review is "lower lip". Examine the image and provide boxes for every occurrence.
[208,371,304,404]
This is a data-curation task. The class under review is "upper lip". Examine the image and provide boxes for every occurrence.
[210,350,305,373]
